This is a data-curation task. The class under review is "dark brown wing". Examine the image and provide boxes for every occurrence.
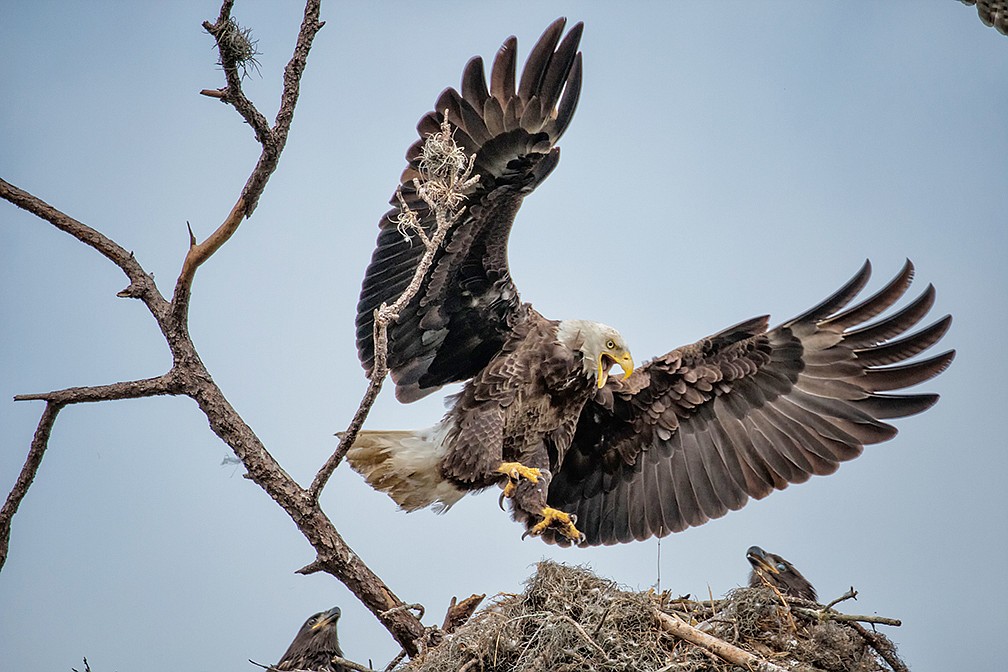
[546,261,955,546]
[356,18,584,402]
[959,1,1008,35]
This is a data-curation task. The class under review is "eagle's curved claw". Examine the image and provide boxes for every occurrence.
[528,506,582,542]
[496,462,541,484]
[496,461,541,512]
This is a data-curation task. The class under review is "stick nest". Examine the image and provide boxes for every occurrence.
[398,560,905,672]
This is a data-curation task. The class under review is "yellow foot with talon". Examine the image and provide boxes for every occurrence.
[496,462,541,485]
[528,506,583,542]
[496,462,542,511]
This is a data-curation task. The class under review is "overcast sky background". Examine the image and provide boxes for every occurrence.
[2,2,1006,671]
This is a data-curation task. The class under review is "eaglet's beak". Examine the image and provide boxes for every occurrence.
[597,350,634,388]
[746,546,779,574]
[313,606,341,630]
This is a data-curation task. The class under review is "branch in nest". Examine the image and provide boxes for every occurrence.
[655,610,792,672]
[329,654,375,672]
[793,607,902,628]
[848,621,910,672]
[441,594,486,634]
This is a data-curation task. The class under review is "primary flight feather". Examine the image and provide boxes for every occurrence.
[348,18,954,546]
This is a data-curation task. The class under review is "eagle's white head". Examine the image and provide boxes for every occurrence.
[556,319,635,388]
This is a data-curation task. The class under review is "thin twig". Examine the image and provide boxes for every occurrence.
[201,0,272,145]
[824,587,858,611]
[179,0,324,301]
[0,178,168,320]
[555,612,613,663]
[382,650,407,672]
[13,373,182,405]
[309,115,477,498]
[330,654,374,672]
[0,402,62,570]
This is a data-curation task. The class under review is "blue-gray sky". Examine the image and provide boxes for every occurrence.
[2,2,1006,671]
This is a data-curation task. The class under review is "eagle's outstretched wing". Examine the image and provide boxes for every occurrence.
[546,261,955,546]
[356,18,583,402]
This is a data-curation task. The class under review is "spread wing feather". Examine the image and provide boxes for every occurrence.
[546,260,955,546]
[356,18,584,402]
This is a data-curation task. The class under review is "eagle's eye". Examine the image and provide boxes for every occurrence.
[776,562,787,572]
[606,339,616,349]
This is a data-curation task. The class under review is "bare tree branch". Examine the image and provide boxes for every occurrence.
[0,402,62,569]
[13,374,183,405]
[178,0,324,302]
[0,177,168,319]
[201,0,272,145]
[1,0,430,657]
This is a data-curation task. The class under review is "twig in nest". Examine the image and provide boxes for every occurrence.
[793,607,902,627]
[759,574,798,632]
[331,654,375,672]
[824,587,858,611]
[382,650,407,672]
[849,621,910,672]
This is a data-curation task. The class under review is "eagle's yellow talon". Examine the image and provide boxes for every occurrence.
[529,506,582,541]
[496,461,541,485]
[501,479,517,499]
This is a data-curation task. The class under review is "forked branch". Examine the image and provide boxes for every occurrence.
[0,0,432,658]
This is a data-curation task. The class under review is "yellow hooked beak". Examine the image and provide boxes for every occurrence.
[597,350,634,388]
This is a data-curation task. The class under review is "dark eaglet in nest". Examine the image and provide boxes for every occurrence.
[274,607,348,672]
[747,545,818,601]
[346,17,954,546]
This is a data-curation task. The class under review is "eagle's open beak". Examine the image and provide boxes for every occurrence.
[746,546,779,574]
[597,351,634,389]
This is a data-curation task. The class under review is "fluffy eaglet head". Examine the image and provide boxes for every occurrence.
[557,319,634,387]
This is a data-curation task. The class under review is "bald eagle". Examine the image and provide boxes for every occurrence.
[347,19,954,546]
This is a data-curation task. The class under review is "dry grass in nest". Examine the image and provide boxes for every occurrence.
[398,561,905,672]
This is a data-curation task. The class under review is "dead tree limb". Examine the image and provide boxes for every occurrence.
[0,0,433,657]
[0,402,63,569]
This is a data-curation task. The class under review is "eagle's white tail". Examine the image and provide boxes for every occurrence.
[345,422,465,512]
